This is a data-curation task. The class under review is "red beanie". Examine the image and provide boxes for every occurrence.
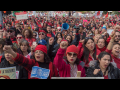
[66,45,79,55]
[34,45,47,54]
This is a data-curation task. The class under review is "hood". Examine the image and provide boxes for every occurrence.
[89,60,117,68]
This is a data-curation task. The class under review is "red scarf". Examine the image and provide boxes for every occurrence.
[96,44,106,52]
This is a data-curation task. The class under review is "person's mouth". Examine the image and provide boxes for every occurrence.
[115,50,119,54]
[36,56,40,59]
[70,59,74,61]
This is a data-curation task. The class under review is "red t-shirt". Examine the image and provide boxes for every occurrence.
[47,33,52,38]
[25,38,33,47]
[103,75,108,79]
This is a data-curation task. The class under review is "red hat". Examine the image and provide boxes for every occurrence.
[34,45,47,54]
[66,45,79,55]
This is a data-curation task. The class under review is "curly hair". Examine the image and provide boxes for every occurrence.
[22,29,33,39]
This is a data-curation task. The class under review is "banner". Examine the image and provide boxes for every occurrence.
[15,12,28,20]
[0,67,16,79]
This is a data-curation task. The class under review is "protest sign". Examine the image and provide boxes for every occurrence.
[31,66,50,79]
[16,12,28,20]
[0,67,16,79]
[107,29,113,35]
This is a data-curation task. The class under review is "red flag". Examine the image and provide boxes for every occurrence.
[97,11,100,16]
[105,12,108,18]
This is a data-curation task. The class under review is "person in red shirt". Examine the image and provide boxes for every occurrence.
[96,37,107,52]
[46,25,55,38]
[77,37,101,72]
[22,29,33,47]
[53,41,86,77]
[3,45,59,79]
[105,30,120,69]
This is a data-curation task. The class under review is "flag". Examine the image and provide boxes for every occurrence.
[97,11,100,16]
[105,12,108,18]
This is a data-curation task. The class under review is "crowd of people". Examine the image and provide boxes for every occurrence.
[1,12,120,79]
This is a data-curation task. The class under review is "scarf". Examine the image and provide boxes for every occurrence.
[96,44,106,52]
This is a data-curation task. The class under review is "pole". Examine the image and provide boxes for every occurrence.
[0,11,3,29]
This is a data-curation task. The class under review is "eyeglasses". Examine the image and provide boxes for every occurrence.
[67,53,77,57]
[115,35,120,37]
[39,33,45,35]
[16,37,23,39]
[7,30,14,33]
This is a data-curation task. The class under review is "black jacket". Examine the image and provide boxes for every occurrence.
[86,60,120,79]
[0,55,28,79]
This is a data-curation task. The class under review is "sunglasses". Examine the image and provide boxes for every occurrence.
[16,37,23,39]
[67,53,77,57]
[39,33,45,35]
[7,30,14,33]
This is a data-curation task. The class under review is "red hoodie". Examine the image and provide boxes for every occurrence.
[77,42,101,67]
[53,48,86,77]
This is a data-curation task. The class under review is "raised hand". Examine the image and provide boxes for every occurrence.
[60,41,68,49]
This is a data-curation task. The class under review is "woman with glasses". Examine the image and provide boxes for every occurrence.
[105,31,120,69]
[36,28,49,44]
[3,45,59,79]
[78,37,101,72]
[53,40,86,77]
[13,34,24,49]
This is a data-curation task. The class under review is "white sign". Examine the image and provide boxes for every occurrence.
[16,12,28,20]
[107,29,113,35]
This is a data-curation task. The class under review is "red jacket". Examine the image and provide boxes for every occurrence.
[77,42,101,67]
[53,48,86,77]
[105,49,120,69]
[13,53,59,79]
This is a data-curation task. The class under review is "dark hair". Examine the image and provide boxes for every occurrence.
[55,32,62,41]
[97,37,107,47]
[32,52,51,64]
[98,51,111,61]
[64,35,72,44]
[97,51,111,75]
[63,56,80,65]
[82,38,97,64]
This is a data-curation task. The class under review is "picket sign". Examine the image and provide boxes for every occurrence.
[15,12,28,20]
